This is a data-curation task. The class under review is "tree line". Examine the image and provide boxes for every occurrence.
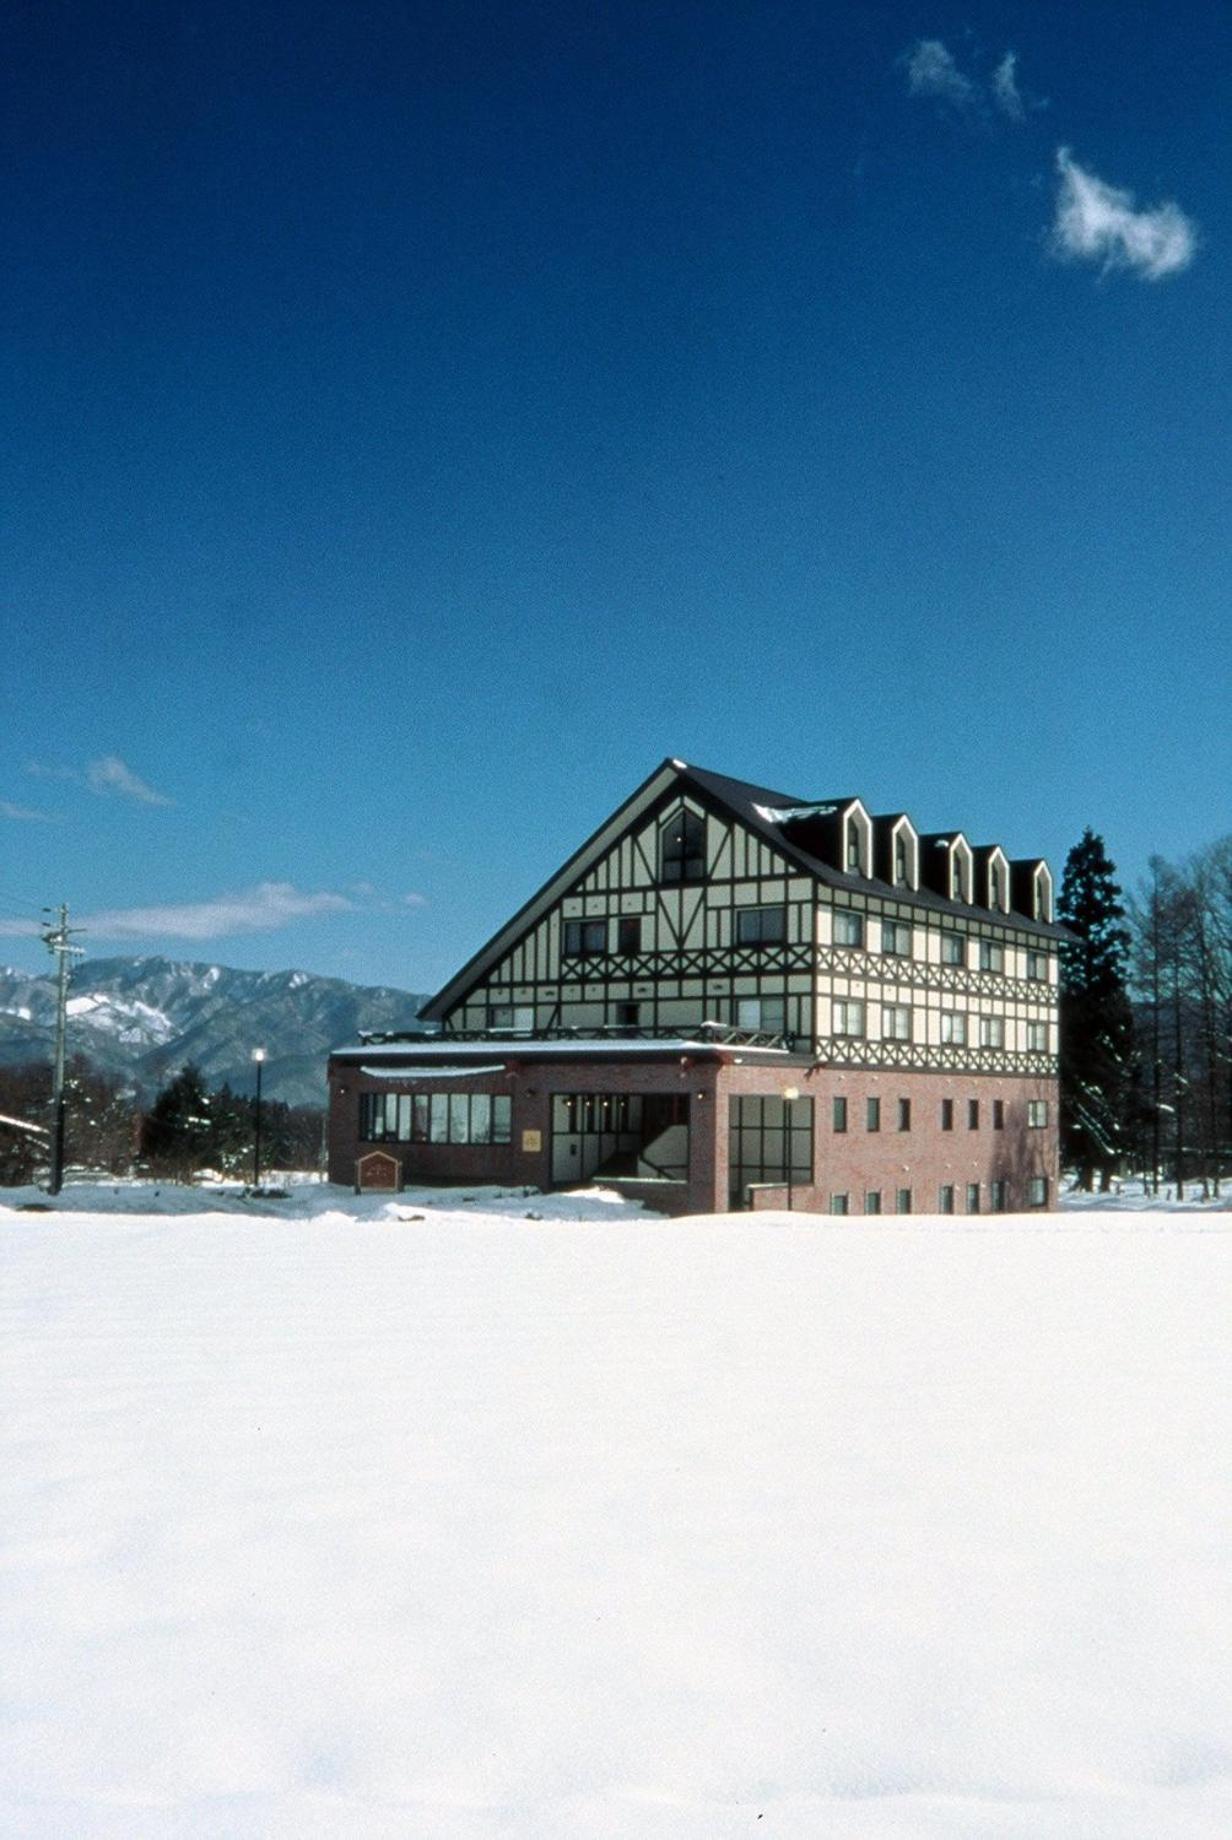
[1060,831,1232,1195]
[0,1057,325,1187]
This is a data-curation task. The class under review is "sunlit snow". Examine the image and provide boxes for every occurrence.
[1,1181,1229,1838]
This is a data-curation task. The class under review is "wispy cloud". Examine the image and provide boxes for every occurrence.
[402,892,428,909]
[24,760,79,783]
[82,882,354,942]
[1052,148,1197,280]
[0,799,55,822]
[992,51,1025,121]
[903,39,976,112]
[87,755,174,807]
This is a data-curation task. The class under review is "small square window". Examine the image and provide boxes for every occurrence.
[832,999,865,1038]
[897,1097,911,1132]
[882,919,912,957]
[490,1004,534,1033]
[831,1192,850,1216]
[834,910,864,947]
[883,1003,912,1042]
[832,1096,848,1133]
[866,1096,881,1132]
[941,932,965,966]
[1026,950,1048,982]
[980,1016,1005,1048]
[1027,1021,1048,1052]
[1027,1099,1049,1128]
[978,940,1004,973]
[613,1002,640,1028]
[941,1010,967,1045]
[564,918,607,958]
[738,995,786,1033]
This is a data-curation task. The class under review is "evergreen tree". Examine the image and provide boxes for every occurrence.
[1058,830,1135,1190]
[141,1064,214,1179]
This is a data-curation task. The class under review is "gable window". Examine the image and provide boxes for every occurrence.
[659,808,706,884]
[846,820,861,872]
[617,916,642,956]
[489,1004,534,1033]
[951,858,964,901]
[882,919,912,957]
[989,865,1001,908]
[883,1004,912,1042]
[834,910,864,947]
[736,906,787,945]
[940,931,965,966]
[832,999,865,1038]
[894,835,908,885]
[563,918,607,958]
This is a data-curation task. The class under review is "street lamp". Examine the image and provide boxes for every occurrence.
[783,1085,800,1211]
[252,1048,266,1188]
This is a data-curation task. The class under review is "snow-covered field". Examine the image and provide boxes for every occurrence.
[2,1181,1230,1838]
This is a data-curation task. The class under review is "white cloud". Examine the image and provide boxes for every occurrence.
[0,917,39,937]
[0,800,55,822]
[904,39,976,110]
[402,892,428,909]
[992,51,1025,121]
[24,760,79,782]
[82,882,354,941]
[87,755,175,807]
[1053,148,1197,280]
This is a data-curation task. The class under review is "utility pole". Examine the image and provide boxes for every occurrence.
[42,903,84,1196]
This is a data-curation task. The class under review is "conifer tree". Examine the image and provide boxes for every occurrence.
[141,1064,214,1179]
[1058,830,1135,1190]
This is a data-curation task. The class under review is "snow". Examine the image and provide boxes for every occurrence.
[1,1182,1230,1838]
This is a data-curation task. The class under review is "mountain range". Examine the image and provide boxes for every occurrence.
[0,957,433,1108]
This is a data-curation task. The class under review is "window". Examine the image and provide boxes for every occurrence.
[832,1096,848,1133]
[563,918,607,958]
[940,932,965,966]
[737,995,786,1033]
[660,807,706,883]
[978,940,1004,973]
[968,1099,980,1130]
[951,858,964,901]
[866,1096,881,1132]
[729,1094,813,1202]
[938,1183,955,1215]
[361,1090,511,1145]
[966,1182,981,1213]
[940,1098,954,1131]
[617,916,641,956]
[993,1099,1005,1130]
[832,998,865,1038]
[613,1002,640,1028]
[989,866,1002,908]
[991,1179,1008,1212]
[896,1097,911,1131]
[980,1016,1005,1048]
[896,1187,912,1215]
[834,910,864,947]
[883,1003,912,1042]
[846,820,861,872]
[1027,1099,1049,1128]
[736,905,787,945]
[1026,950,1048,982]
[1027,1021,1048,1052]
[831,1192,850,1216]
[941,1010,967,1045]
[1028,1175,1049,1208]
[557,1093,642,1135]
[489,1004,534,1033]
[865,1190,882,1215]
[894,835,908,885]
[882,919,912,957]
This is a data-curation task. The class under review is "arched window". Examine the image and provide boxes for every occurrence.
[659,808,706,883]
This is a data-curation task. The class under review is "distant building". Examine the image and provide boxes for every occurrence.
[328,759,1062,1214]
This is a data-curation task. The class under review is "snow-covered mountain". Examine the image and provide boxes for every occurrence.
[0,957,433,1107]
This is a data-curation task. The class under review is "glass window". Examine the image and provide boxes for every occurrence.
[449,1093,470,1143]
[865,1190,882,1215]
[613,1001,640,1028]
[980,1016,1005,1047]
[832,999,865,1038]
[1028,1175,1048,1207]
[938,1184,955,1215]
[951,858,964,901]
[736,906,787,945]
[940,1098,954,1131]
[470,1093,492,1144]
[966,1182,981,1213]
[834,910,864,947]
[832,1096,848,1133]
[883,1003,912,1041]
[866,1096,881,1132]
[1026,950,1048,981]
[897,1097,911,1131]
[493,1096,512,1143]
[831,1193,850,1216]
[412,1093,430,1142]
[941,932,965,966]
[564,918,607,957]
[968,1099,980,1130]
[989,867,1001,908]
[660,808,706,883]
[993,1099,1005,1130]
[941,1010,967,1045]
[978,940,1004,973]
[896,1187,912,1214]
[1028,1099,1049,1128]
[737,995,786,1032]
[429,1095,449,1143]
[617,916,641,955]
[991,1179,1008,1212]
[490,1004,534,1032]
[846,822,861,871]
[894,836,908,885]
[882,919,912,956]
[1027,1021,1048,1051]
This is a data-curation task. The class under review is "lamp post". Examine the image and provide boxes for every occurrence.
[783,1085,800,1211]
[252,1048,266,1189]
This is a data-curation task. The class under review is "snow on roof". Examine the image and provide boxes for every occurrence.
[334,1036,793,1063]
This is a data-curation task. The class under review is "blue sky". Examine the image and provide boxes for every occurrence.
[3,1,1228,994]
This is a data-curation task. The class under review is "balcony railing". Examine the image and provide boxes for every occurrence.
[359,1020,796,1052]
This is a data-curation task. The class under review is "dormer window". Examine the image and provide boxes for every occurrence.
[950,857,963,900]
[846,820,860,872]
[659,807,706,884]
[894,836,907,885]
[990,866,1001,907]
